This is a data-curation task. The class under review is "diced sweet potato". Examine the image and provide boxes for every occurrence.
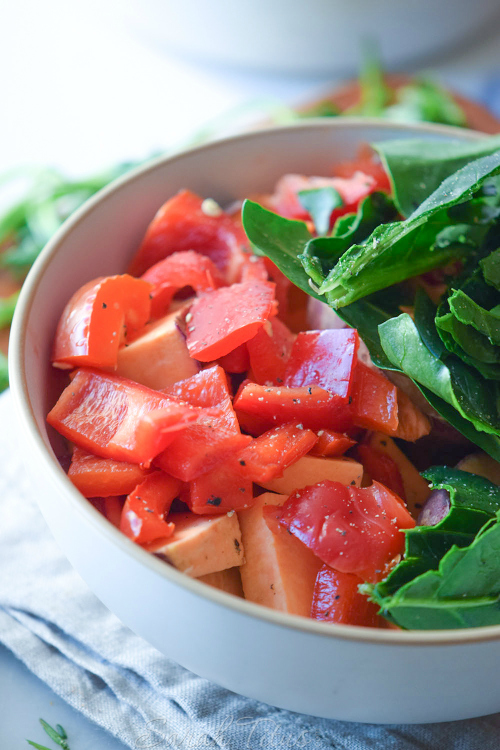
[364,432,430,517]
[457,452,500,486]
[390,388,431,442]
[116,306,198,390]
[238,493,322,615]
[148,511,244,577]
[258,455,362,495]
[197,567,244,597]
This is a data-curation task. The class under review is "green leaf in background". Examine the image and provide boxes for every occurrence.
[0,352,8,392]
[373,135,500,218]
[383,79,467,129]
[319,149,500,306]
[297,186,342,236]
[241,200,320,298]
[0,290,20,329]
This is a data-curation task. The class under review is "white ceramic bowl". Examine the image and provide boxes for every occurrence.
[126,0,500,74]
[11,119,500,725]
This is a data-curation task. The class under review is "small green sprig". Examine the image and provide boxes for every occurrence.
[27,719,71,750]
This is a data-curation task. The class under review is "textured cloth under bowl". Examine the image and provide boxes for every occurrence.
[1,389,500,749]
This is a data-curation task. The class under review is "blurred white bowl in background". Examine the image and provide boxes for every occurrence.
[125,0,500,75]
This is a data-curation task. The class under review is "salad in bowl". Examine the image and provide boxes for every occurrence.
[11,120,500,723]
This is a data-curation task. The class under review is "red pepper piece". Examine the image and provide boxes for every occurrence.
[187,455,253,515]
[141,250,225,319]
[271,172,377,224]
[350,361,398,433]
[47,368,200,466]
[233,382,351,432]
[333,145,391,194]
[68,446,153,497]
[217,343,250,374]
[284,329,359,399]
[357,444,406,502]
[238,255,269,283]
[128,189,248,281]
[120,472,181,544]
[237,422,318,483]
[155,366,251,481]
[311,564,382,627]
[246,317,295,385]
[277,480,415,582]
[310,430,356,457]
[52,275,152,370]
[186,280,277,361]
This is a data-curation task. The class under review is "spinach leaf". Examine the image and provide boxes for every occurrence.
[321,149,500,307]
[371,513,500,629]
[379,313,500,433]
[373,136,500,218]
[481,247,500,289]
[300,192,397,285]
[448,289,500,345]
[374,468,500,599]
[297,187,342,236]
[241,200,319,299]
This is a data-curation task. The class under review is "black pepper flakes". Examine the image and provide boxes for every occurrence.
[206,495,222,506]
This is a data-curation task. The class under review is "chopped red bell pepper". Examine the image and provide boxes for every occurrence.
[52,275,152,370]
[68,446,153,497]
[357,444,406,501]
[47,368,200,466]
[120,472,181,544]
[277,480,415,582]
[284,329,359,399]
[310,430,356,457]
[310,564,382,627]
[187,455,253,515]
[333,145,391,194]
[141,250,224,319]
[237,422,318,483]
[89,496,124,528]
[246,317,295,385]
[238,254,269,283]
[217,343,250,374]
[155,366,251,480]
[350,361,398,433]
[233,382,351,432]
[128,189,248,281]
[185,280,277,361]
[271,172,377,224]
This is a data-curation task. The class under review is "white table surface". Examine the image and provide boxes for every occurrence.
[1,1,500,746]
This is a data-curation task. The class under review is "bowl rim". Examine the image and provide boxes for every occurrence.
[10,116,500,647]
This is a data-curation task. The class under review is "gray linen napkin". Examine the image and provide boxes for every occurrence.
[1,389,500,749]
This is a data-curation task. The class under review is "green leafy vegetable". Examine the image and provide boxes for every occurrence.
[321,150,500,306]
[367,470,500,629]
[379,312,500,434]
[373,136,500,217]
[27,719,70,750]
[369,513,500,629]
[383,79,467,129]
[241,200,319,298]
[0,352,8,392]
[297,187,342,236]
[299,192,398,285]
[481,247,500,288]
